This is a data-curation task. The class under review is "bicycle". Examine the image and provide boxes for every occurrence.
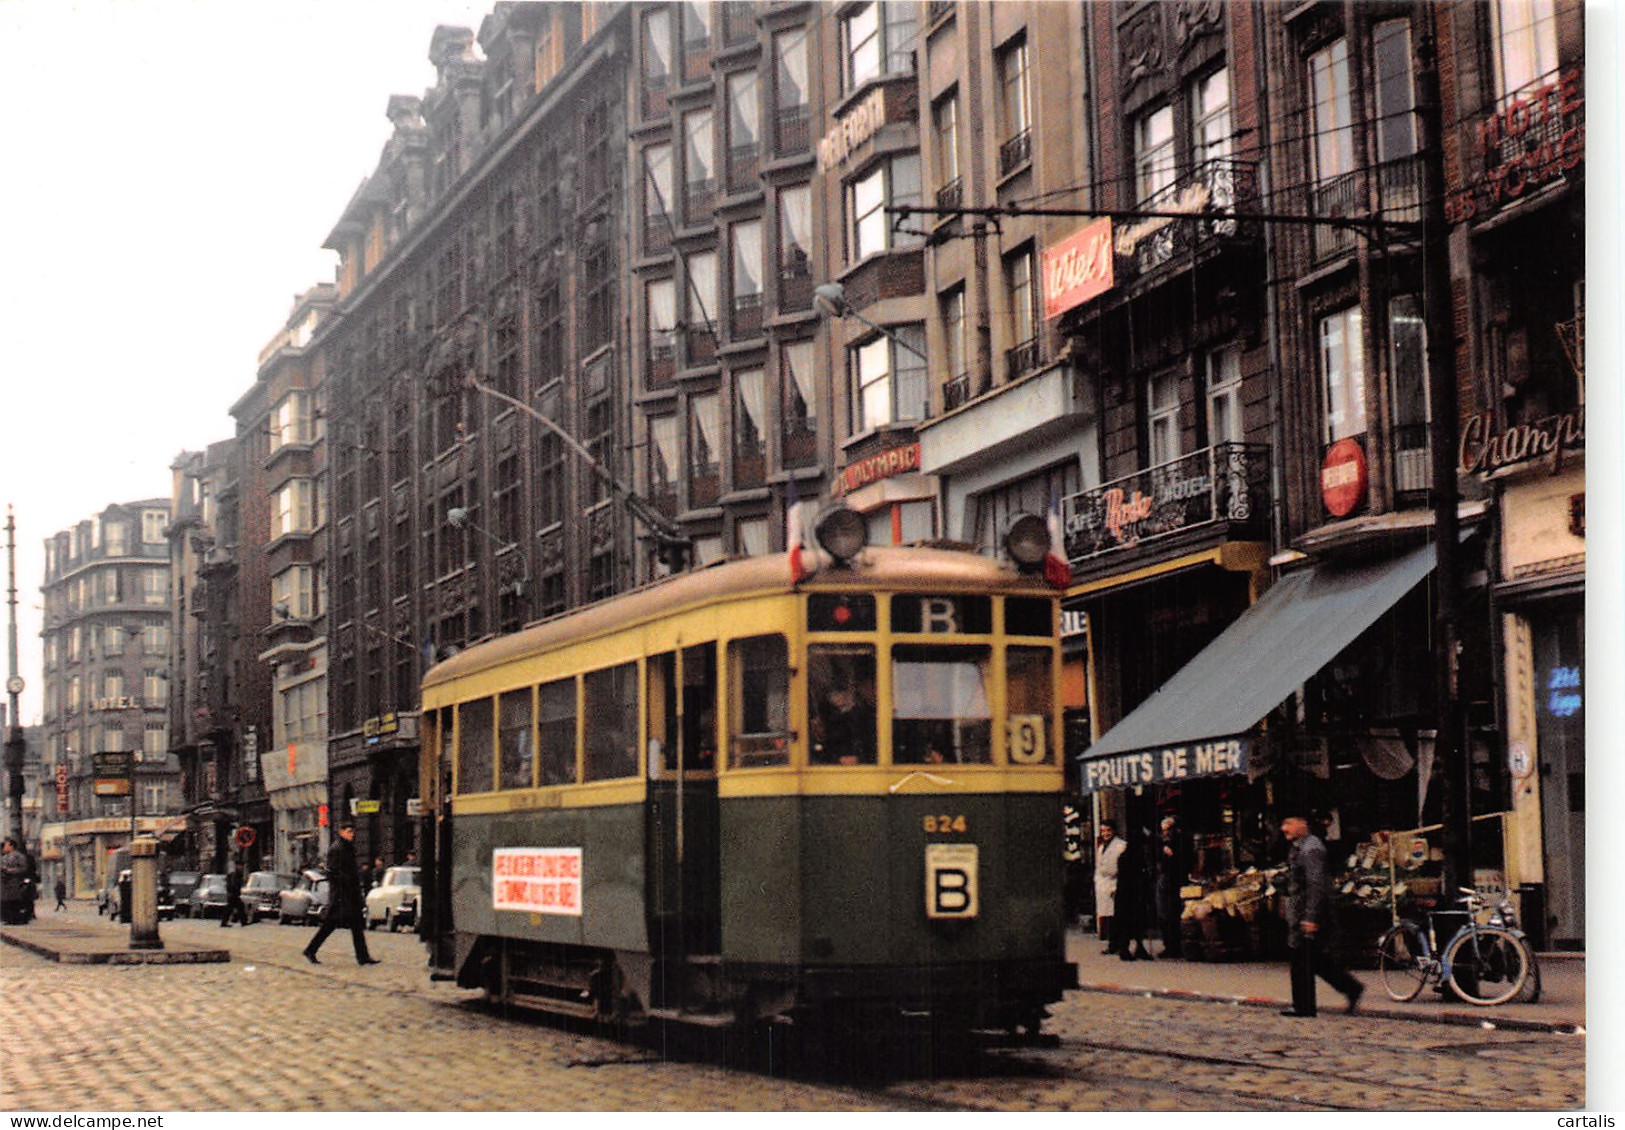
[1376,888,1532,1006]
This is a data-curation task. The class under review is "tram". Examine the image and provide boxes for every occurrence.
[418,506,1077,1037]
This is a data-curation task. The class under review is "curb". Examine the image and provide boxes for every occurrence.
[0,928,231,965]
[1073,980,1584,1035]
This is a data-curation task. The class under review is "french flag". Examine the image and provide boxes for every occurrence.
[787,478,814,582]
[1043,486,1071,589]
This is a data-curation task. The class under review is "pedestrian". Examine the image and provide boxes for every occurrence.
[54,876,67,912]
[1279,814,1363,1017]
[0,837,29,925]
[1112,825,1153,961]
[303,823,378,966]
[1093,820,1126,954]
[221,866,249,927]
[1155,815,1191,958]
[361,855,382,893]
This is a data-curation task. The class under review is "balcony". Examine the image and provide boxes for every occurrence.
[774,106,810,158]
[934,176,963,212]
[998,129,1031,178]
[733,442,767,487]
[644,213,672,256]
[727,142,760,194]
[685,322,719,368]
[642,79,669,121]
[1118,159,1260,280]
[647,340,677,388]
[942,371,983,413]
[1310,169,1360,261]
[730,292,764,341]
[778,259,814,313]
[1004,337,1041,382]
[684,178,717,223]
[1377,154,1424,225]
[1391,423,1432,497]
[690,465,721,508]
[782,424,817,469]
[1061,443,1271,564]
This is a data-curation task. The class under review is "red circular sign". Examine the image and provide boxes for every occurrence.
[1320,438,1369,518]
[233,826,256,849]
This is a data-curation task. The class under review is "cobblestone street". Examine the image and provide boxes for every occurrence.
[0,906,1585,1112]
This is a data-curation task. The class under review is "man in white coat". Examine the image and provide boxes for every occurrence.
[1094,820,1126,954]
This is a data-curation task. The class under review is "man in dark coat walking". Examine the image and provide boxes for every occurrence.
[303,823,378,965]
[1280,814,1363,1016]
[221,866,249,927]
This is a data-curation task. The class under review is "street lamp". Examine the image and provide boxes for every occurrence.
[446,507,528,599]
[814,282,929,362]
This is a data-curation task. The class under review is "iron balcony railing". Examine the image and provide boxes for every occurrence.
[774,105,810,157]
[942,371,981,412]
[998,128,1032,177]
[1062,442,1271,563]
[1390,423,1432,496]
[1120,158,1259,277]
[1311,169,1360,260]
[730,292,764,341]
[1377,154,1425,225]
[1005,336,1041,382]
[727,142,760,194]
[935,176,963,212]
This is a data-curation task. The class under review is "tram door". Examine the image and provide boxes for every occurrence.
[645,646,722,967]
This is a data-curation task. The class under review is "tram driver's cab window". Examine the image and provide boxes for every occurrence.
[808,645,877,766]
[728,634,790,768]
[893,644,992,764]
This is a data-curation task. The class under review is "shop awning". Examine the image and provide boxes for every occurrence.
[1079,539,1440,792]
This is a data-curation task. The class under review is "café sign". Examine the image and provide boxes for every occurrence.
[1042,218,1115,319]
[1458,406,1584,475]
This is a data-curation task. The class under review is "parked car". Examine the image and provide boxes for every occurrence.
[364,866,421,931]
[163,871,201,920]
[277,870,330,926]
[242,871,297,923]
[190,873,228,919]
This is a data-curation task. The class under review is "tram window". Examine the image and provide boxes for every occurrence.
[457,698,496,794]
[1005,597,1055,638]
[498,688,534,789]
[890,594,992,635]
[681,643,718,772]
[646,652,678,778]
[808,593,876,632]
[728,634,790,768]
[1005,646,1056,765]
[584,663,639,781]
[892,644,992,764]
[808,645,877,766]
[538,677,577,786]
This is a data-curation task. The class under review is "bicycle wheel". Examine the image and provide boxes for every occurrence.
[1378,921,1430,1002]
[1444,925,1529,1006]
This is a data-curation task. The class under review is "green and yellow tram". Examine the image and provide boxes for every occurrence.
[419,508,1077,1036]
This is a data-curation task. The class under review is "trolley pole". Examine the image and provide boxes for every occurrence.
[5,507,26,844]
[1417,33,1470,897]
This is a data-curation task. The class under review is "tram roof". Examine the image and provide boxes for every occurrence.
[423,545,1048,689]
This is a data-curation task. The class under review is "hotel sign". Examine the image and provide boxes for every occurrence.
[1447,69,1583,224]
[817,88,888,172]
[1042,219,1115,319]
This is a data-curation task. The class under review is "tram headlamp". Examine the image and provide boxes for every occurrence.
[1004,512,1052,571]
[814,505,867,564]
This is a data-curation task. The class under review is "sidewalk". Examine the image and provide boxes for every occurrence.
[1064,926,1584,1034]
[0,908,230,965]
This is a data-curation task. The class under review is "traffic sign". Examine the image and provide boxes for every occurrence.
[233,826,256,849]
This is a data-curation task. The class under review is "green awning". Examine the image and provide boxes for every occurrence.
[1079,540,1439,793]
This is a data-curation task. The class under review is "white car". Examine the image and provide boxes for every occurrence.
[364,866,421,931]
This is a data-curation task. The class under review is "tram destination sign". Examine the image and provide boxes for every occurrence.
[1080,736,1250,794]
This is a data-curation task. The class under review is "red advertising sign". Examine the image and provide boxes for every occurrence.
[838,442,921,494]
[493,847,583,916]
[1042,218,1114,320]
[55,764,69,814]
[1321,438,1369,517]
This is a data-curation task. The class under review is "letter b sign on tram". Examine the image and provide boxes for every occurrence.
[925,843,979,919]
